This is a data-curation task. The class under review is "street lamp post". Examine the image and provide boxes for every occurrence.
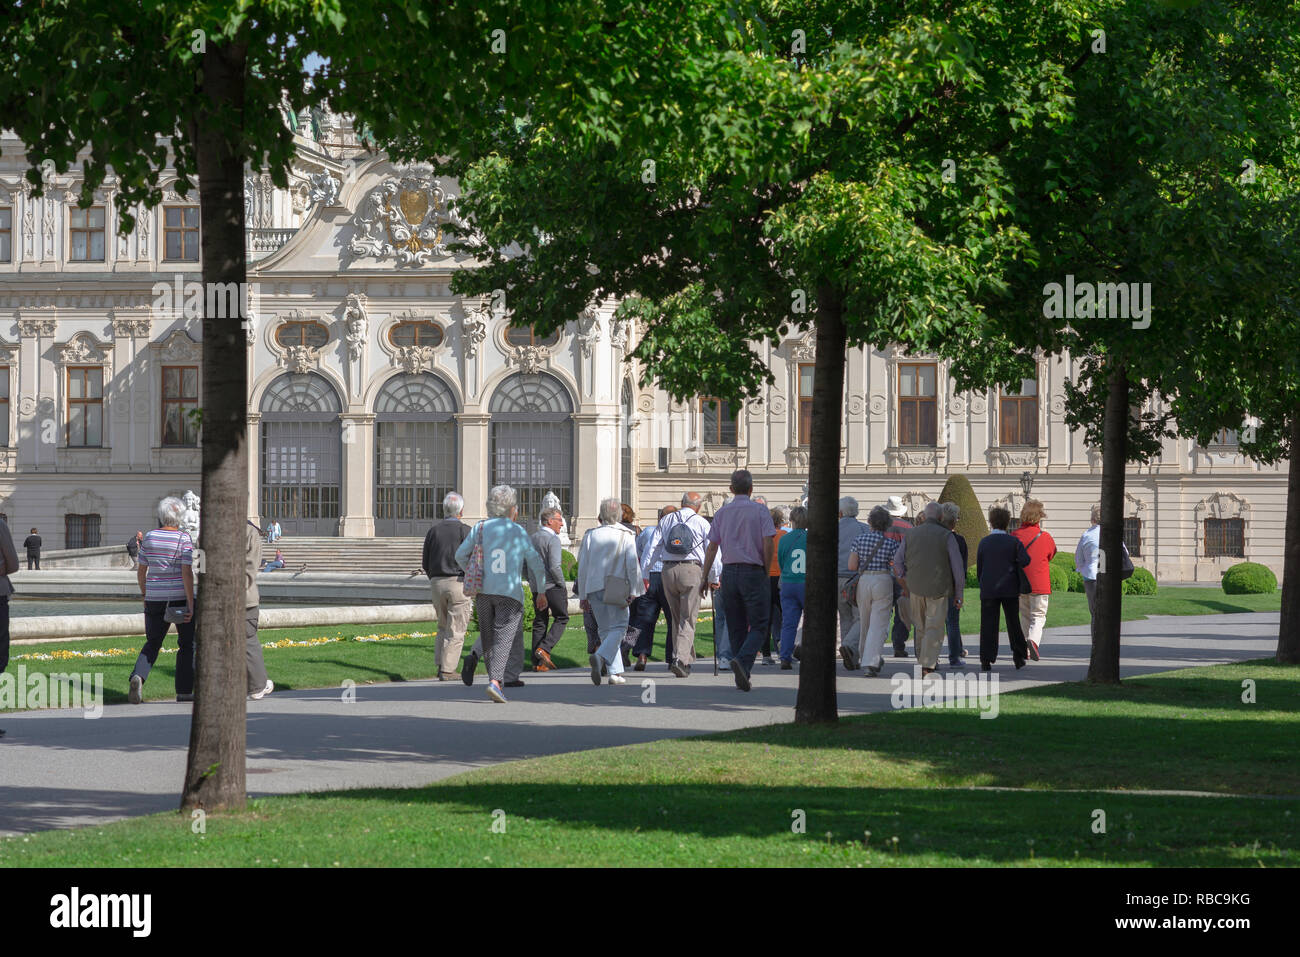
[1020,470,1034,499]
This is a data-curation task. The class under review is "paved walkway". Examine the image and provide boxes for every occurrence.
[0,612,1279,835]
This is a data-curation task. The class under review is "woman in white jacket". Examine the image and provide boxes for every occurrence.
[576,498,646,685]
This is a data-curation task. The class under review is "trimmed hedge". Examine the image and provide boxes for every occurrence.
[1221,562,1278,595]
[1122,566,1158,596]
[966,564,979,588]
[938,474,988,568]
[1048,563,1069,594]
[561,550,578,581]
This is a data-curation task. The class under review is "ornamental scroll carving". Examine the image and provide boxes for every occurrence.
[347,163,485,266]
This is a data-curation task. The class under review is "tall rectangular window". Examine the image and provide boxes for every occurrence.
[898,362,937,446]
[700,397,737,446]
[67,367,104,447]
[798,363,814,446]
[1124,516,1142,557]
[0,207,11,262]
[0,367,8,446]
[66,513,102,549]
[69,206,106,261]
[164,206,200,261]
[162,366,199,446]
[1000,378,1039,446]
[1204,518,1245,558]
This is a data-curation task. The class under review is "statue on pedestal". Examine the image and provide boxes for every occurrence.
[541,490,571,545]
[181,489,201,543]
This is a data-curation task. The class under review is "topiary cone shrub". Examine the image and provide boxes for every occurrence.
[937,474,988,568]
[1221,562,1278,595]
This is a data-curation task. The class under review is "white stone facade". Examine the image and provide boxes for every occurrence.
[0,121,1286,582]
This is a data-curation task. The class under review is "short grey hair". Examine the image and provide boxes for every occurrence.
[940,502,960,529]
[682,491,703,510]
[1091,504,1103,526]
[789,506,809,529]
[867,505,893,532]
[922,501,943,522]
[838,496,859,517]
[598,497,622,525]
[442,491,464,517]
[770,506,787,527]
[539,506,561,525]
[157,496,185,528]
[486,484,517,518]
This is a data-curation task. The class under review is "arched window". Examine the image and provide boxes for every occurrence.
[259,373,342,535]
[489,373,573,530]
[373,373,458,536]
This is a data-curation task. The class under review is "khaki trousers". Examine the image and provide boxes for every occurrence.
[661,561,704,666]
[1019,593,1050,648]
[909,593,950,670]
[856,572,895,670]
[430,577,471,676]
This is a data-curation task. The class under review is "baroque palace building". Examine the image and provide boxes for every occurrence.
[0,111,1285,582]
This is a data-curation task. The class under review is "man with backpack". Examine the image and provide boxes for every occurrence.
[641,491,717,677]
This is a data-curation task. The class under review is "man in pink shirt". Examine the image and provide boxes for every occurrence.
[700,469,776,692]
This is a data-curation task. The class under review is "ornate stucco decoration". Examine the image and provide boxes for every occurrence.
[308,171,342,208]
[577,305,602,358]
[610,318,629,354]
[156,330,202,363]
[59,333,111,367]
[343,293,369,360]
[462,300,491,359]
[17,316,57,338]
[111,313,152,339]
[790,332,816,361]
[394,347,437,374]
[987,447,1041,469]
[886,448,939,469]
[902,491,935,515]
[347,163,485,265]
[280,345,320,374]
[510,345,548,375]
[783,446,810,469]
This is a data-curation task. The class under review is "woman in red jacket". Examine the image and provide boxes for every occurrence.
[1012,500,1057,660]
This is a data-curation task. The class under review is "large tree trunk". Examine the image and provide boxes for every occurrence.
[794,285,846,723]
[1088,359,1128,684]
[181,40,249,810]
[1277,409,1300,664]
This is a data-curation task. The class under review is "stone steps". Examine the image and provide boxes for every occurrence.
[263,537,426,573]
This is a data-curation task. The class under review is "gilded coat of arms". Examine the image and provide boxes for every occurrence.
[348,163,484,266]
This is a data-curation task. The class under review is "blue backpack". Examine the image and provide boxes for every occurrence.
[663,513,696,556]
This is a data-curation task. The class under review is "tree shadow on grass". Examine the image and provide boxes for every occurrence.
[297,780,1299,867]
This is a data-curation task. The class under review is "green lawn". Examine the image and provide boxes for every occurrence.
[2,660,1295,867]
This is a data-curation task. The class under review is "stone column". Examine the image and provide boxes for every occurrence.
[247,411,262,520]
[339,412,374,536]
[573,411,618,531]
[456,412,491,524]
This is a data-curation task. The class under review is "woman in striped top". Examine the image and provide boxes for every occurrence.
[847,505,901,677]
[128,496,197,704]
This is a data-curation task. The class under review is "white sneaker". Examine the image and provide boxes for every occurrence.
[128,675,143,704]
[608,673,627,685]
[249,679,274,701]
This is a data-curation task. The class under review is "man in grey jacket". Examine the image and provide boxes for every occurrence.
[528,506,569,671]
